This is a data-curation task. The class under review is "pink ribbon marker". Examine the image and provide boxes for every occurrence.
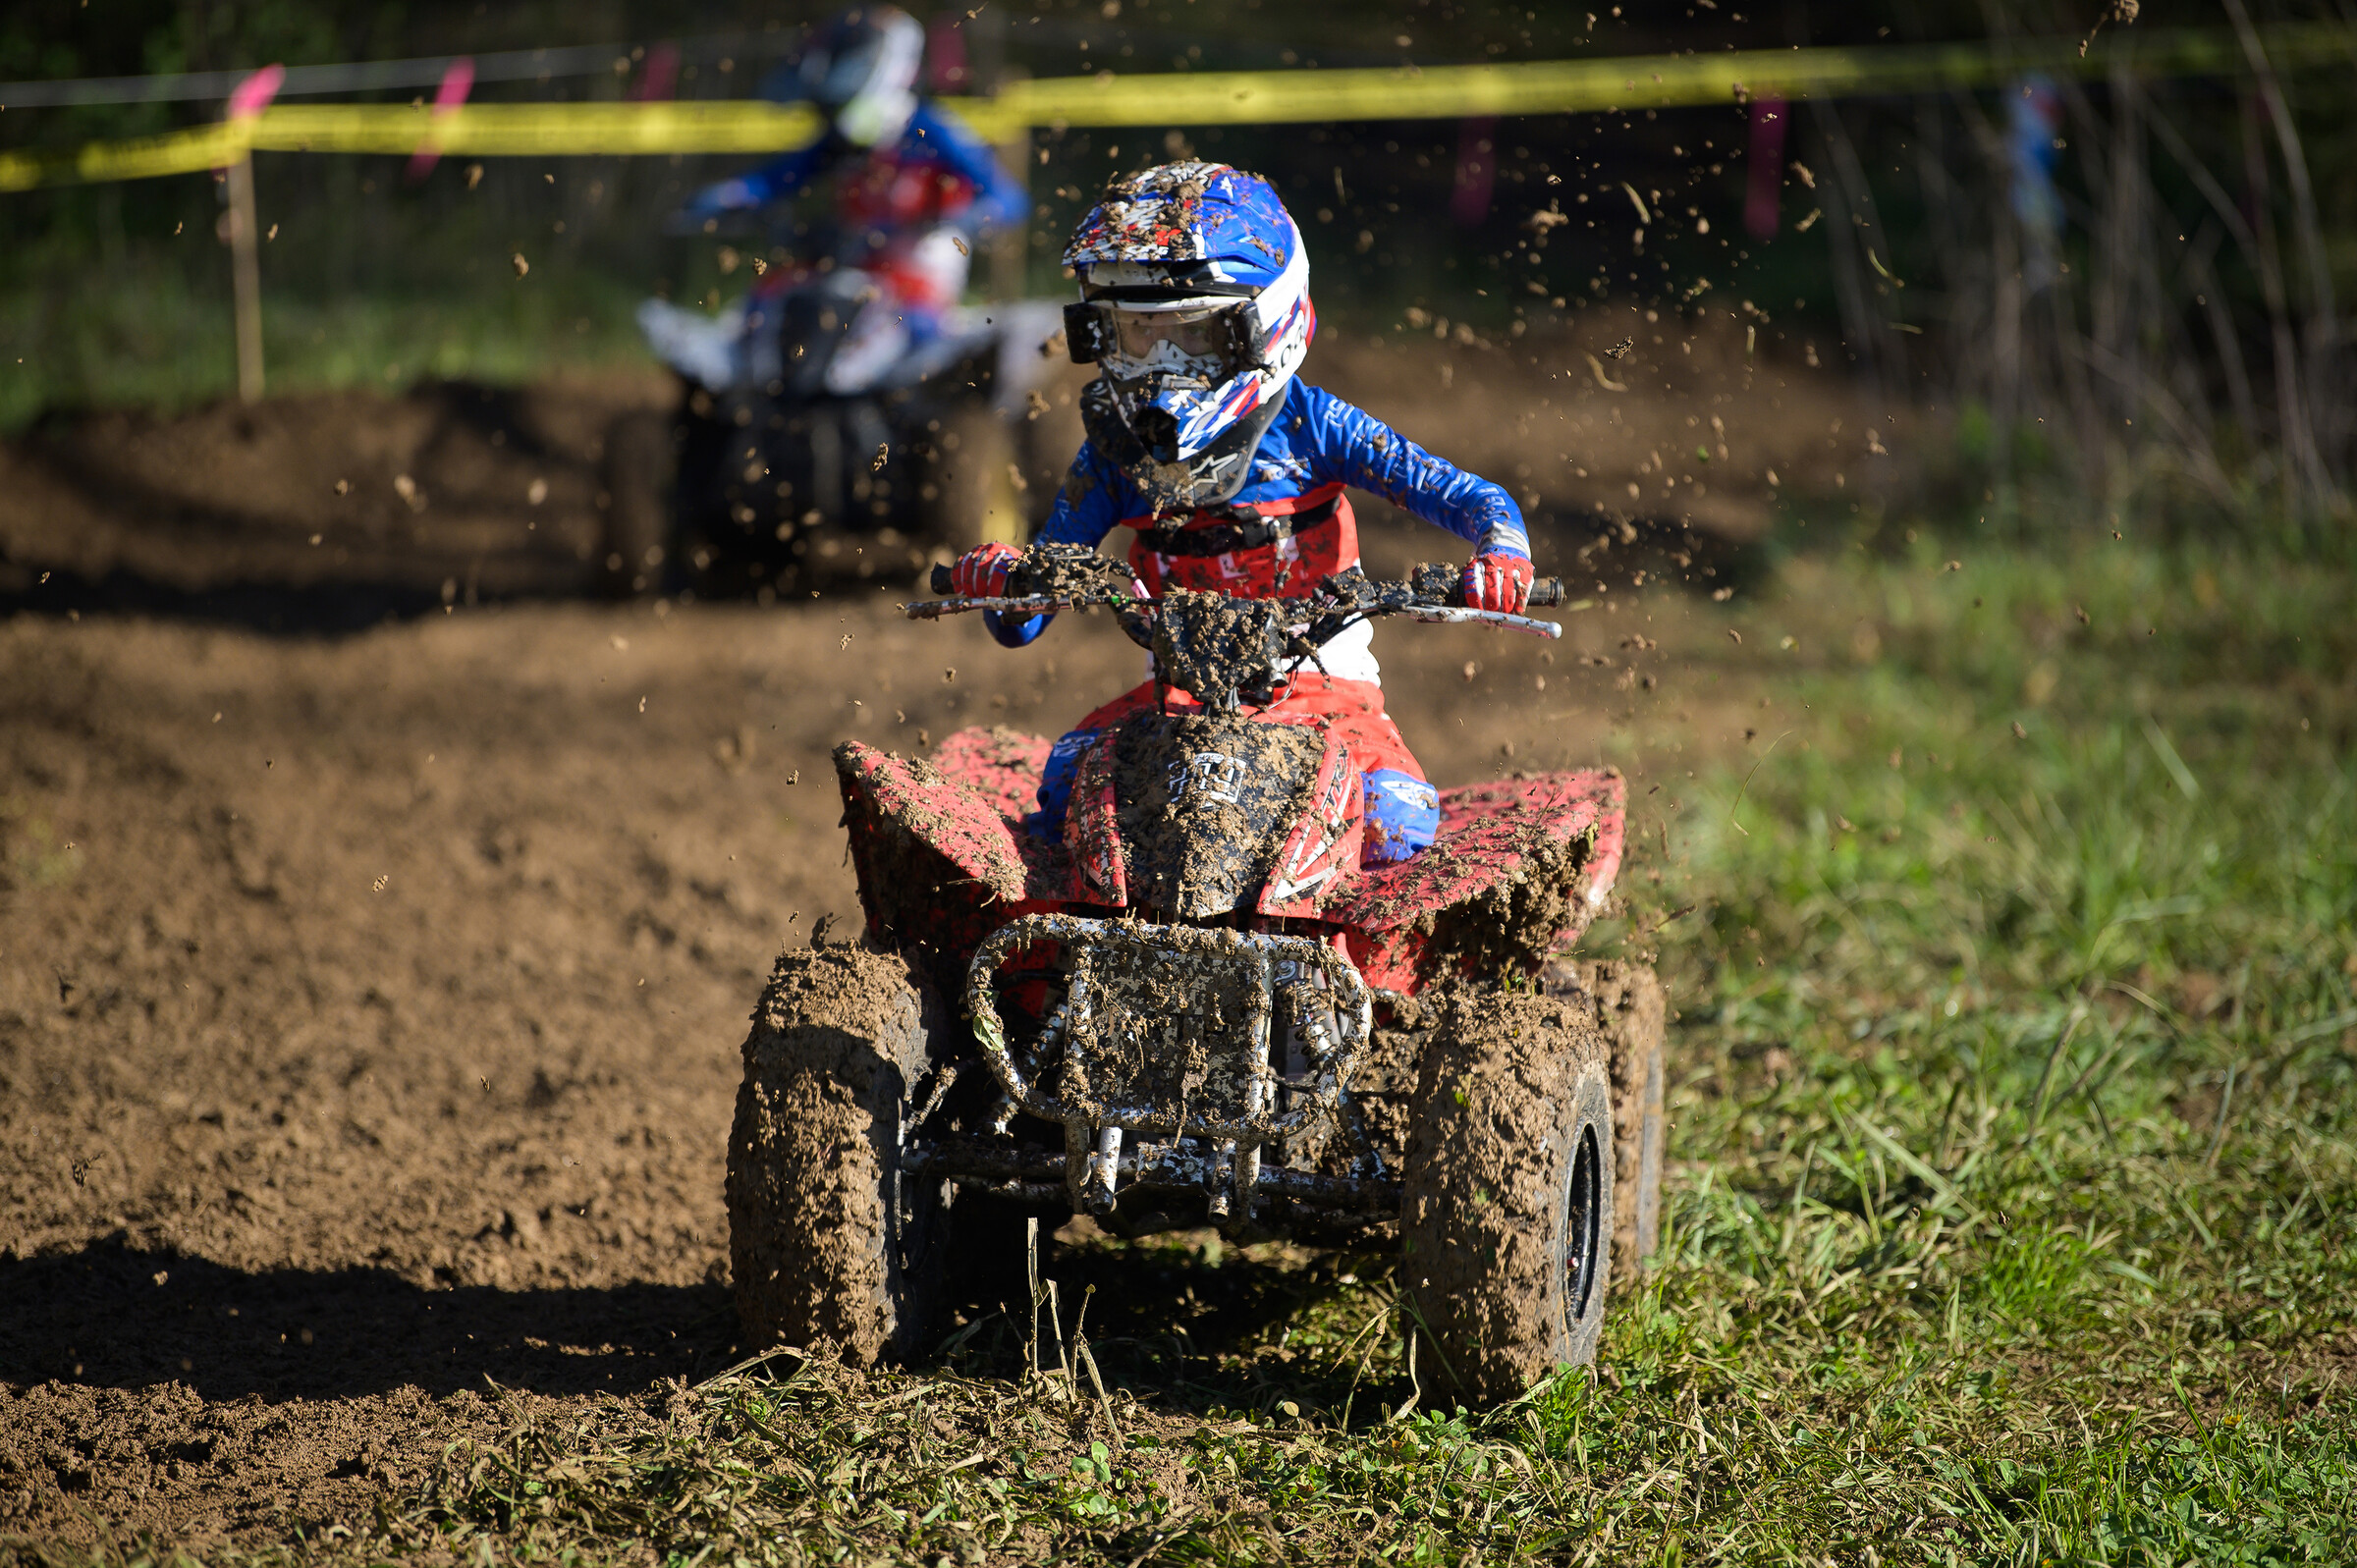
[407,57,475,181]
[629,43,679,103]
[1745,98,1787,240]
[227,63,285,122]
[217,63,284,173]
[1451,115,1499,227]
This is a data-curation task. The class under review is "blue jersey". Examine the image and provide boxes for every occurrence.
[685,100,1024,238]
[990,378,1527,647]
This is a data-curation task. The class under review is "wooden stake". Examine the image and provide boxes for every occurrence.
[226,154,264,404]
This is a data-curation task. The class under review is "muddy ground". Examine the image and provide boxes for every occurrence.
[0,324,1894,1550]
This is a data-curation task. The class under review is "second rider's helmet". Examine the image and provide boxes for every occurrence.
[781,6,925,147]
[1062,163,1315,512]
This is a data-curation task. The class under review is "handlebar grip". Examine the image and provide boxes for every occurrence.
[930,563,956,595]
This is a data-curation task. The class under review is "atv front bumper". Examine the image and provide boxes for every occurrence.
[944,912,1390,1231]
[904,1136,1403,1228]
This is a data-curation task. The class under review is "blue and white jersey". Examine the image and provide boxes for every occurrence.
[1039,379,1528,557]
[986,379,1527,664]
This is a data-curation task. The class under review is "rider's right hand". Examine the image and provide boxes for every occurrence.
[950,541,1021,598]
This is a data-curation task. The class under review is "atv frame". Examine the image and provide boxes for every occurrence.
[727,549,1667,1402]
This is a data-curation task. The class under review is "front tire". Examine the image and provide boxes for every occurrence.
[1545,959,1668,1285]
[1400,988,1615,1404]
[726,946,954,1365]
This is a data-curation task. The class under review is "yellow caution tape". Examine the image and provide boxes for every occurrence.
[0,101,825,187]
[245,99,824,157]
[2,118,252,187]
[977,23,2354,133]
[2,25,2348,192]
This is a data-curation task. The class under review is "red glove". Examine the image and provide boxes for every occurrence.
[950,541,1021,598]
[1462,552,1534,613]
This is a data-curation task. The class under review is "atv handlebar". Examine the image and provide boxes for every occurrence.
[908,587,1564,641]
[909,549,1563,708]
[925,562,1565,614]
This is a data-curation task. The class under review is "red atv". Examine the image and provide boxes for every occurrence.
[727,546,1666,1403]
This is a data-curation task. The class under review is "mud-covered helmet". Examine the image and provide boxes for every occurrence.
[781,6,924,146]
[1062,163,1315,511]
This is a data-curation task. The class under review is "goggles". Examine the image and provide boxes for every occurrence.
[1064,297,1265,372]
[1114,302,1231,358]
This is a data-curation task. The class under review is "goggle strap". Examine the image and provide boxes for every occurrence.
[1064,299,1110,364]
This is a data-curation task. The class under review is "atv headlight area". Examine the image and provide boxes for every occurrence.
[956,913,1379,1224]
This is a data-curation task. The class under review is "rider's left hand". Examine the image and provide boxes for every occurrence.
[1462,552,1534,614]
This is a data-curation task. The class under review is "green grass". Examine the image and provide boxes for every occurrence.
[33,521,2357,1567]
[0,251,659,430]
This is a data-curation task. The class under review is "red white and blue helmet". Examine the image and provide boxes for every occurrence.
[776,6,924,147]
[1062,163,1315,511]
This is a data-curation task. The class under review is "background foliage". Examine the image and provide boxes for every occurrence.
[6,1,2353,527]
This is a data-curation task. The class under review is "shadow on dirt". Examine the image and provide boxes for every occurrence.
[6,1232,1408,1419]
[0,567,453,634]
[0,516,1772,638]
[0,1234,740,1402]
[944,1230,1416,1423]
[0,375,665,629]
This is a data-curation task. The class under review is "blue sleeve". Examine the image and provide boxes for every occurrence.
[983,441,1132,647]
[908,102,1026,236]
[1038,441,1133,548]
[1292,383,1528,558]
[685,143,830,217]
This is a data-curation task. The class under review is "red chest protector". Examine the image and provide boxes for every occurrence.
[1121,480,1357,600]
[836,148,976,232]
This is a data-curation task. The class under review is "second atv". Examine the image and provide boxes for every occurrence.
[726,547,1666,1403]
[604,275,1073,599]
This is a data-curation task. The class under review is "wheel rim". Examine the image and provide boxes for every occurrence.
[1562,1122,1603,1325]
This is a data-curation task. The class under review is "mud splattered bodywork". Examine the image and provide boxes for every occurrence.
[841,728,1622,989]
[1335,771,1626,990]
[836,721,1628,1227]
[846,727,1622,980]
[1111,713,1326,919]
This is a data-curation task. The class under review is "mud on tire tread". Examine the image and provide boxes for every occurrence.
[727,946,949,1366]
[1400,988,1614,1404]
[1544,959,1668,1284]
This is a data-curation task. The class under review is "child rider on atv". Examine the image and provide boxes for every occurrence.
[947,163,1534,867]
[665,5,1023,394]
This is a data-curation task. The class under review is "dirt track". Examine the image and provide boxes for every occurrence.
[0,314,1893,611]
[0,326,1885,1548]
